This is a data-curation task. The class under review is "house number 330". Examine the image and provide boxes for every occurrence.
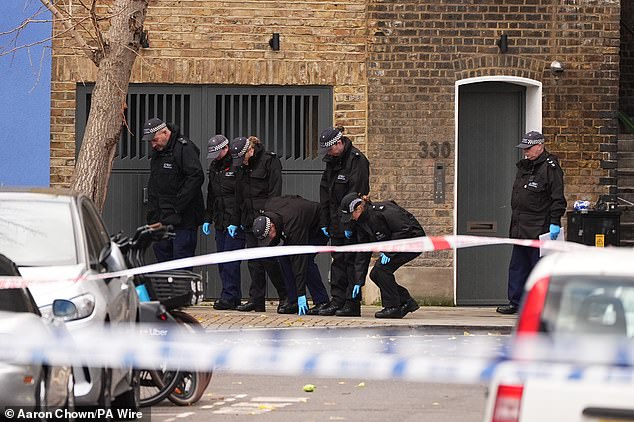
[420,141,451,158]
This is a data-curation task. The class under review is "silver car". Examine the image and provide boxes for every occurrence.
[0,189,140,410]
[0,288,76,413]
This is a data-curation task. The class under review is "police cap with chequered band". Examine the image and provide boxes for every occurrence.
[207,134,229,160]
[318,127,343,155]
[253,215,274,246]
[229,137,250,167]
[340,192,363,223]
[142,118,167,141]
[516,130,545,149]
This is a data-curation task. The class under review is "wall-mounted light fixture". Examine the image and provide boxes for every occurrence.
[496,34,508,54]
[140,30,150,49]
[550,60,564,75]
[269,33,280,51]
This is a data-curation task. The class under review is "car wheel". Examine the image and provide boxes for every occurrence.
[62,371,75,422]
[112,369,140,413]
[35,370,48,412]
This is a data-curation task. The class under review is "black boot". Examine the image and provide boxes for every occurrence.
[213,298,237,310]
[318,303,340,316]
[277,298,299,314]
[496,304,518,315]
[375,306,403,319]
[400,298,420,317]
[335,302,361,317]
[307,302,330,315]
[236,300,265,312]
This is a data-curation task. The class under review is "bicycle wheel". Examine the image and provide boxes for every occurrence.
[168,310,213,405]
[139,368,181,408]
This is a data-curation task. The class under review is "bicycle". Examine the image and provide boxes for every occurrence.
[113,224,212,407]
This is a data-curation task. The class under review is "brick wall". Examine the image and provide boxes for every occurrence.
[50,0,368,186]
[50,0,622,301]
[366,0,620,286]
[621,0,634,121]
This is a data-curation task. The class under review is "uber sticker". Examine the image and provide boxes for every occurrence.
[337,174,348,182]
[163,163,173,169]
[527,181,539,189]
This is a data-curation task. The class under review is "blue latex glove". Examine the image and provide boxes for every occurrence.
[352,284,361,299]
[227,225,238,238]
[321,227,330,238]
[344,230,353,239]
[298,295,308,315]
[380,253,390,265]
[202,222,211,235]
[549,224,560,240]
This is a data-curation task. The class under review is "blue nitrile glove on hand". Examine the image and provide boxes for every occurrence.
[549,224,560,240]
[202,222,211,235]
[352,284,361,299]
[227,225,238,238]
[298,295,308,315]
[321,227,330,238]
[379,253,391,265]
[344,230,353,239]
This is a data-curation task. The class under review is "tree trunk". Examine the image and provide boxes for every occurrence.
[70,0,148,212]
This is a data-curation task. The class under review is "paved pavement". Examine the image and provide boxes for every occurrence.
[189,301,516,333]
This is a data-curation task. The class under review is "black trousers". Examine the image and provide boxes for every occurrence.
[329,236,357,307]
[369,251,420,308]
[507,245,540,307]
[245,231,287,303]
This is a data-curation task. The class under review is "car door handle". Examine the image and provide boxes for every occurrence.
[583,407,634,420]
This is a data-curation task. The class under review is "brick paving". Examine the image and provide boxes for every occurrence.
[188,302,516,332]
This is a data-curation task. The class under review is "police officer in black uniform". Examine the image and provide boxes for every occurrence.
[497,131,566,314]
[252,195,331,315]
[202,134,245,310]
[340,193,423,319]
[144,118,204,270]
[318,126,370,317]
[230,136,290,313]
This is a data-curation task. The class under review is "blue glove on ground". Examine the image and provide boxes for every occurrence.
[344,230,353,239]
[202,222,211,235]
[298,295,308,315]
[352,284,361,299]
[380,253,391,265]
[227,225,238,238]
[549,224,560,240]
[321,227,330,238]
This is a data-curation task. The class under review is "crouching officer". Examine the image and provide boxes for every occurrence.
[230,136,290,313]
[144,117,204,270]
[340,193,423,319]
[202,135,245,310]
[497,131,566,314]
[252,195,330,315]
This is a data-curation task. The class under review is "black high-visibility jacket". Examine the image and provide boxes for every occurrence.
[204,153,238,231]
[509,150,566,239]
[319,138,370,238]
[232,143,282,230]
[262,195,324,297]
[146,124,204,229]
[351,200,425,285]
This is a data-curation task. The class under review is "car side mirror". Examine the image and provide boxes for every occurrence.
[52,299,78,320]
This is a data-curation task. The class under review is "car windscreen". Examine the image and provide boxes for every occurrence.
[541,276,634,337]
[0,199,78,266]
[0,289,39,313]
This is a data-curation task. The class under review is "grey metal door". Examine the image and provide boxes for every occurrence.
[76,84,332,300]
[456,82,525,305]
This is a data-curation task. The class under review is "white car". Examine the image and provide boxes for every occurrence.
[0,189,140,411]
[484,248,634,422]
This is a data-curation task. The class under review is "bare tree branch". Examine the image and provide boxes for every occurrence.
[39,0,98,65]
[90,0,106,55]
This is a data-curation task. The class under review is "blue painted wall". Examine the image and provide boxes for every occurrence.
[0,2,52,187]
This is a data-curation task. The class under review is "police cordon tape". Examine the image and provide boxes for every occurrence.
[1,320,634,385]
[0,234,591,288]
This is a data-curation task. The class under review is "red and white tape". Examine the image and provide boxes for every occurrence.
[0,235,591,288]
